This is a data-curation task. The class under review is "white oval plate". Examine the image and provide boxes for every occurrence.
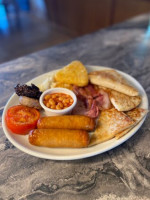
[2,66,149,160]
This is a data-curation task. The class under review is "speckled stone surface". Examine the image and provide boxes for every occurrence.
[0,14,150,200]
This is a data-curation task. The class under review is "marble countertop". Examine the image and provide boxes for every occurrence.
[0,14,150,200]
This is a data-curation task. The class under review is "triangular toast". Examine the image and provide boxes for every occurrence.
[115,108,148,139]
[110,90,141,111]
[89,108,135,146]
[89,70,138,96]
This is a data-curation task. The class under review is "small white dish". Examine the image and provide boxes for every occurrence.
[39,88,77,116]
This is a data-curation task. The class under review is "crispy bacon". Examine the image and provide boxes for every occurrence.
[85,100,99,118]
[73,84,98,99]
[98,89,111,109]
[84,84,99,97]
[72,84,111,118]
[85,97,93,109]
[71,100,88,116]
[94,91,111,110]
[72,99,99,118]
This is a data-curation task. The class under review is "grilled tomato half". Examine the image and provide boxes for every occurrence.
[5,105,40,134]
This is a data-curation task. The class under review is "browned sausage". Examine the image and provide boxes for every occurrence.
[37,115,95,131]
[29,129,89,148]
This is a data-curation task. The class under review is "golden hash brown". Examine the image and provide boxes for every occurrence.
[54,60,89,87]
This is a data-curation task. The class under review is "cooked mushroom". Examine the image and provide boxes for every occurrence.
[19,96,41,110]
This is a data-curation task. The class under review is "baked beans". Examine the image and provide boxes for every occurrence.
[43,93,74,110]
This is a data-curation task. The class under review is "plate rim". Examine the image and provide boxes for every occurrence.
[2,65,149,160]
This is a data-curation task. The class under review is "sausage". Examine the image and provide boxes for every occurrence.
[29,129,89,148]
[37,115,95,131]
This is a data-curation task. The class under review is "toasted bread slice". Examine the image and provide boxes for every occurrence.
[89,108,135,146]
[89,69,138,96]
[115,108,148,139]
[54,60,89,87]
[110,90,141,111]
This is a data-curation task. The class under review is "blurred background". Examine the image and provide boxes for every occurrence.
[0,0,150,64]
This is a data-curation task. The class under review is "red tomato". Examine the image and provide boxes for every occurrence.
[5,105,40,135]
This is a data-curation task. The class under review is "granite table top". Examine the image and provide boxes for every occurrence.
[0,14,150,200]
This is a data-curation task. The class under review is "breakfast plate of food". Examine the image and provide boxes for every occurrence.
[2,61,149,160]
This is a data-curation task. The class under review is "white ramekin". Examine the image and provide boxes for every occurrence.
[40,88,77,116]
